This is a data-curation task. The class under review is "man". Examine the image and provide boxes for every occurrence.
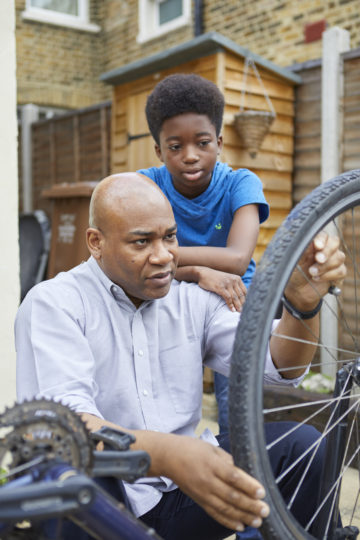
[16,173,346,540]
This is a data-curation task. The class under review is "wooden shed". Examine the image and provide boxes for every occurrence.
[101,32,301,261]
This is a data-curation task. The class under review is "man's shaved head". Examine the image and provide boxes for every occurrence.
[89,172,172,230]
[86,172,178,307]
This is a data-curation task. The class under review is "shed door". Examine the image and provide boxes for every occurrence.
[126,91,162,170]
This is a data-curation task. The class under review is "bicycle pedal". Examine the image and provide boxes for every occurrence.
[90,426,136,451]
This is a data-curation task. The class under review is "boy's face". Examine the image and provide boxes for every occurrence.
[155,113,223,198]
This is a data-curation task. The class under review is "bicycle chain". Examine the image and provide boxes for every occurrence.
[0,399,93,476]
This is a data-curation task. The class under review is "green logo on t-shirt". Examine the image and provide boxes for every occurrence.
[215,223,222,230]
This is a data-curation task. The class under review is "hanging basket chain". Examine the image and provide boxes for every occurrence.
[240,56,276,116]
[235,55,276,158]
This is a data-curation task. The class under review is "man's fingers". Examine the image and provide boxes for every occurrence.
[309,251,346,281]
[175,442,269,533]
[213,449,267,503]
[201,489,269,531]
[313,230,328,250]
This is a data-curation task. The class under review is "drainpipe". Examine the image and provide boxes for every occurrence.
[194,0,203,37]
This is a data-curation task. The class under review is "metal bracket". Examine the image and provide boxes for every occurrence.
[127,132,150,144]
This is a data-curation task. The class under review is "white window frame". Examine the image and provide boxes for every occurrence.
[22,0,100,33]
[137,0,191,44]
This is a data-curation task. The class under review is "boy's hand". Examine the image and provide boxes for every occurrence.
[197,267,247,312]
[164,436,269,532]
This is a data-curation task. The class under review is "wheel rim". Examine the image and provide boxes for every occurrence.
[230,171,360,540]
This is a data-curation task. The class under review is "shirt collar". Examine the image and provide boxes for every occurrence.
[87,256,154,312]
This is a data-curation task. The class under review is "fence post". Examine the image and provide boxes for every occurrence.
[320,27,350,377]
[21,103,40,212]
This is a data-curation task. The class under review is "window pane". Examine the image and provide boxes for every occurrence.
[30,0,78,16]
[159,0,182,25]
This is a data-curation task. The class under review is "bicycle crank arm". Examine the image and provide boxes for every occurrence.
[0,474,95,521]
[92,449,150,481]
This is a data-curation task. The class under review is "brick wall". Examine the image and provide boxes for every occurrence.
[101,0,360,74]
[15,0,360,110]
[202,0,360,67]
[15,0,110,109]
[101,0,193,73]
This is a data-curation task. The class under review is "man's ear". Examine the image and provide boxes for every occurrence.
[155,143,164,162]
[86,228,102,260]
[217,135,223,154]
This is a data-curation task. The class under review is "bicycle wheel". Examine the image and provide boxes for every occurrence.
[229,169,360,540]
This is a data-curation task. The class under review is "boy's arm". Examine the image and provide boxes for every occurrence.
[82,412,269,532]
[178,205,259,275]
[176,204,259,311]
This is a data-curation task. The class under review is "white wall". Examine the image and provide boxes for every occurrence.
[0,0,19,409]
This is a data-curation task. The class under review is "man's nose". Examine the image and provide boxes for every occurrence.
[149,242,174,264]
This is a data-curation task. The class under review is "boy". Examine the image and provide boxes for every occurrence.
[138,73,269,440]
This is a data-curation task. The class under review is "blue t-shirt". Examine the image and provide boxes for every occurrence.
[138,161,269,286]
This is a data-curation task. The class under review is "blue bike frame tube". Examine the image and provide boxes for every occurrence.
[70,484,162,540]
[0,463,162,540]
[0,472,38,534]
[45,464,162,540]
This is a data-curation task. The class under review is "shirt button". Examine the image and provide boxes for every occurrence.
[138,350,144,356]
[143,389,148,396]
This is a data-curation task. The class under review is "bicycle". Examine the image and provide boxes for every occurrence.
[229,169,360,539]
[0,399,162,540]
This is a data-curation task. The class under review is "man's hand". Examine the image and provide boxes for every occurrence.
[284,231,346,310]
[82,414,269,531]
[271,232,346,378]
[196,267,247,312]
[164,436,269,532]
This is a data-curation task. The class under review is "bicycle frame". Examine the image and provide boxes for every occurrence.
[0,461,162,540]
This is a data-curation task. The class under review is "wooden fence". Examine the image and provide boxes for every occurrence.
[292,47,360,204]
[27,49,360,215]
[31,101,111,214]
[292,47,360,360]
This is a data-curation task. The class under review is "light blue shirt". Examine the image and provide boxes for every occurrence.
[15,257,301,516]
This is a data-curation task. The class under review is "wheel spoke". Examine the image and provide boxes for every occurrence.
[229,170,360,539]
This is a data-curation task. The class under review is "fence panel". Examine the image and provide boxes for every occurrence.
[31,101,111,213]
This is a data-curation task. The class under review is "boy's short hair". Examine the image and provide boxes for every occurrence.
[145,73,225,144]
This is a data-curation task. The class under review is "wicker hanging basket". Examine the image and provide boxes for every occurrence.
[234,57,276,159]
[234,110,275,159]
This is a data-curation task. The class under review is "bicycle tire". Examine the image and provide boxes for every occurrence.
[229,169,360,540]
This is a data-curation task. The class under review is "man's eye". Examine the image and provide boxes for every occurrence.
[199,140,210,147]
[165,233,177,241]
[135,239,147,245]
[169,144,180,151]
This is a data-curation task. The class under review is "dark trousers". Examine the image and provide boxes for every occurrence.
[141,422,325,540]
[43,421,324,540]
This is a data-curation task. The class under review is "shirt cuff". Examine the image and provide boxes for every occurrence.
[264,321,310,387]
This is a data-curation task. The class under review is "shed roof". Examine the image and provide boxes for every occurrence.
[100,31,302,86]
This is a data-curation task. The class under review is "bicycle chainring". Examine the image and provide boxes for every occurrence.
[0,399,93,476]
